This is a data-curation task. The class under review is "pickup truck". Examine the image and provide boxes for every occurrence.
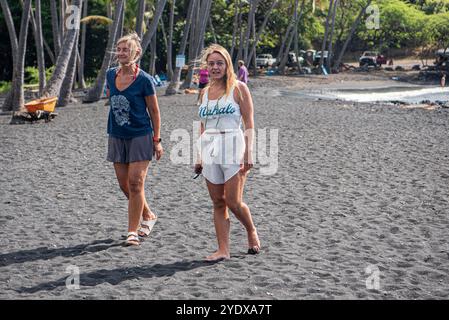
[359,51,387,67]
[256,54,276,68]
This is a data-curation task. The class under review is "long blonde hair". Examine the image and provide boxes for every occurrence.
[200,44,240,98]
[115,32,142,67]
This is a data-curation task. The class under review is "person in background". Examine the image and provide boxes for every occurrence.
[238,60,249,84]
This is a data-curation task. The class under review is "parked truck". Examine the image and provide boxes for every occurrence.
[256,54,277,68]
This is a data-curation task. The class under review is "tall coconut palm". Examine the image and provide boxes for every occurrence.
[135,0,146,38]
[319,0,334,70]
[141,0,167,56]
[182,0,212,89]
[166,0,176,80]
[333,0,372,71]
[0,0,19,112]
[247,0,280,67]
[30,0,46,96]
[43,0,82,98]
[165,0,196,95]
[0,0,32,117]
[83,0,125,103]
[78,0,88,89]
[50,0,61,57]
[59,0,83,107]
[326,0,339,71]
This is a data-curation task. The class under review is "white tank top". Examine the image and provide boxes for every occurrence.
[198,85,242,131]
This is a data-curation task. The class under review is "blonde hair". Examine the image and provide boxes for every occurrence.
[200,44,240,98]
[115,32,142,67]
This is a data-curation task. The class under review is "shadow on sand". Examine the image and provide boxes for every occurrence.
[17,259,221,294]
[0,239,122,267]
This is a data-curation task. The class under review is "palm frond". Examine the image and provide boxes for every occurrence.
[80,15,113,26]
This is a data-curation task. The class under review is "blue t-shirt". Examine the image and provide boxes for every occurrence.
[106,67,156,139]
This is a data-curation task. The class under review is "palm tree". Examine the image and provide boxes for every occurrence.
[50,0,61,57]
[0,0,32,117]
[0,0,19,112]
[333,0,373,72]
[165,0,197,95]
[326,0,338,72]
[319,0,334,71]
[182,0,212,89]
[83,0,125,103]
[30,0,46,96]
[43,0,82,98]
[78,0,88,89]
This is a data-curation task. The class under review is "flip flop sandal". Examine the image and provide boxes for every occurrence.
[125,232,140,246]
[138,217,157,237]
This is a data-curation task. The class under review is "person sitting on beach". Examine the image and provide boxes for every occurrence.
[106,32,163,246]
[237,60,249,84]
[195,44,260,261]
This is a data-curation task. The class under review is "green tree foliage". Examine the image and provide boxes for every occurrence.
[1,0,448,82]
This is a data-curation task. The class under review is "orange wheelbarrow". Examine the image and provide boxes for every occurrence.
[23,97,58,122]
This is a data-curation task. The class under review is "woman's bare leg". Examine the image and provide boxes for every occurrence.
[126,161,150,233]
[205,180,231,261]
[225,171,260,252]
[113,163,156,220]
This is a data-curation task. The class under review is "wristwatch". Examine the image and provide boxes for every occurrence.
[153,136,161,143]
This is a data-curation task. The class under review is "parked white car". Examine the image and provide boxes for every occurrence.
[256,54,276,68]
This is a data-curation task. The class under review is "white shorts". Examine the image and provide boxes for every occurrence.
[202,163,242,184]
[197,129,245,184]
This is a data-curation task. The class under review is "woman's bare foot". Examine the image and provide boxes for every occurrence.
[139,210,157,237]
[142,210,157,221]
[205,250,230,262]
[247,229,261,254]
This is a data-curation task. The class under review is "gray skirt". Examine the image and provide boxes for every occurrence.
[107,134,153,163]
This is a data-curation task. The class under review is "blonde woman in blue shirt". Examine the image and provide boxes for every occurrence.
[196,44,260,261]
[106,33,163,246]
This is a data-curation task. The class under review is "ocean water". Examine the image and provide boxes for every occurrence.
[278,86,449,104]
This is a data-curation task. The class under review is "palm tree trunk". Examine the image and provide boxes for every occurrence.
[43,0,82,98]
[243,0,259,63]
[118,0,125,40]
[50,0,61,57]
[9,0,32,117]
[165,0,196,95]
[141,0,167,56]
[230,0,240,60]
[82,0,124,103]
[58,24,80,107]
[31,0,46,96]
[182,0,212,89]
[0,0,19,112]
[276,1,295,64]
[326,0,338,72]
[135,0,145,38]
[166,0,176,80]
[247,0,279,67]
[78,0,88,89]
[319,0,334,70]
[60,0,66,41]
[334,0,372,71]
[278,0,302,74]
[148,32,157,75]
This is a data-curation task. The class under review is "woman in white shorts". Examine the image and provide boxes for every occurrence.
[195,44,260,261]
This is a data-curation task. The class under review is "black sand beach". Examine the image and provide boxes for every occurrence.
[1,74,448,299]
